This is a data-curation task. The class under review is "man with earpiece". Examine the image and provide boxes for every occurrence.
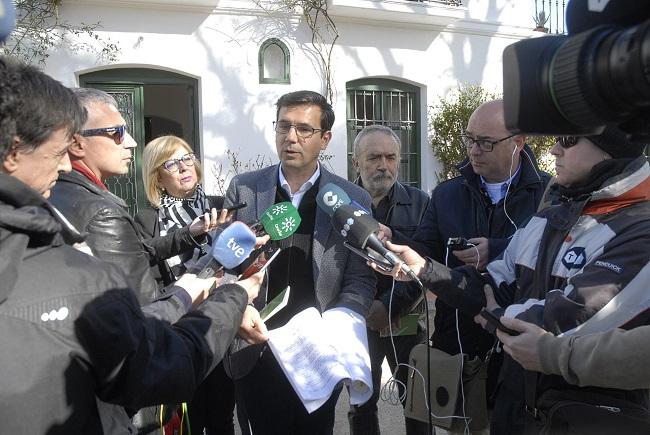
[411,99,551,434]
[382,127,650,435]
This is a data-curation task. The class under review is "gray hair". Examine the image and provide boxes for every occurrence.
[72,87,118,110]
[352,125,401,158]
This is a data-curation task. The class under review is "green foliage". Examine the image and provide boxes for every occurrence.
[3,0,120,65]
[429,84,498,181]
[429,83,556,182]
[526,135,556,175]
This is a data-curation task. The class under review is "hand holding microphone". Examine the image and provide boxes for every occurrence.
[316,183,422,283]
[195,221,258,279]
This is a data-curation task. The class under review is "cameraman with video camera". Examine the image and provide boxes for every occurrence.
[377,1,650,434]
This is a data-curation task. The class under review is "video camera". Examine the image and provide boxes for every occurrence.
[503,0,650,141]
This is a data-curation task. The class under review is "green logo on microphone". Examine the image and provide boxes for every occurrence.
[261,201,301,240]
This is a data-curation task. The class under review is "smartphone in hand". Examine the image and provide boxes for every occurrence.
[479,308,520,336]
[240,247,281,279]
[224,202,247,212]
[343,241,394,272]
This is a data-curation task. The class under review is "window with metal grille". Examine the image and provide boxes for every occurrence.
[346,78,420,187]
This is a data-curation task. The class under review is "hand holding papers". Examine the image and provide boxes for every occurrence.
[267,306,373,413]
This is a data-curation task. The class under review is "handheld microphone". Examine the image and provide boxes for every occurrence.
[257,201,302,240]
[332,204,420,282]
[196,221,257,279]
[316,183,351,216]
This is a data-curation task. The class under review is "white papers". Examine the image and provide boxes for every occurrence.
[267,306,373,413]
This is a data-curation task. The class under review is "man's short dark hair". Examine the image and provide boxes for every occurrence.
[0,57,19,155]
[0,56,86,158]
[275,90,335,133]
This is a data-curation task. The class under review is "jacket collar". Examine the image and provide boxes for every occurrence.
[354,177,411,208]
[583,157,650,215]
[59,170,128,208]
[0,174,83,304]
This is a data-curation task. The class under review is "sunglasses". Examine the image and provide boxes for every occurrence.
[161,153,196,173]
[556,136,579,149]
[81,125,127,144]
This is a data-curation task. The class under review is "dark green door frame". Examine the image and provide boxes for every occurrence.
[79,68,200,215]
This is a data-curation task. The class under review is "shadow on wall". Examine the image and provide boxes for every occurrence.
[194,29,278,192]
[59,3,210,36]
[440,0,506,93]
[236,8,335,98]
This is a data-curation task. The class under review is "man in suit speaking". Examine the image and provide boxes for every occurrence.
[224,90,376,434]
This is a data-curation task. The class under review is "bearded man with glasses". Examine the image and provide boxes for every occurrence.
[411,99,551,434]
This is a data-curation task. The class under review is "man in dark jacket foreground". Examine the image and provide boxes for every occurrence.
[0,56,264,434]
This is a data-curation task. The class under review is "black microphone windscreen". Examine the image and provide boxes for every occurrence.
[331,204,379,249]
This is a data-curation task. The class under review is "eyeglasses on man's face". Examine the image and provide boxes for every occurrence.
[555,136,580,149]
[460,133,516,152]
[81,125,127,144]
[273,121,323,139]
[161,153,196,173]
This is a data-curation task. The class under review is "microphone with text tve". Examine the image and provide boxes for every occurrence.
[251,201,302,240]
[196,221,257,279]
[331,203,420,281]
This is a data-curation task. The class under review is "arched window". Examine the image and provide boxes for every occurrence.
[259,38,290,84]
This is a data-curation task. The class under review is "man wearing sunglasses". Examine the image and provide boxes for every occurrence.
[410,99,551,434]
[376,126,650,434]
[49,88,206,306]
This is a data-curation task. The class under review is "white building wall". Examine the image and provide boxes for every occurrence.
[47,0,537,194]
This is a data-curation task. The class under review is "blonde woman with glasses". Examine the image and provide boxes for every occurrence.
[136,135,236,435]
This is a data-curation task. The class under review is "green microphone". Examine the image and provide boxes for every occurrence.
[258,202,301,240]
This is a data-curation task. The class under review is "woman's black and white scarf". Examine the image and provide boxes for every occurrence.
[158,184,213,278]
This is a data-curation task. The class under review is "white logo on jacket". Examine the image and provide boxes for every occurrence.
[562,247,587,269]
[41,307,69,322]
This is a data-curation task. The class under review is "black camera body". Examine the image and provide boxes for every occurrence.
[503,0,650,140]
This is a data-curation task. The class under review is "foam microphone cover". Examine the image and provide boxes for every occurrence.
[316,183,351,216]
[211,221,257,268]
[259,201,301,240]
[331,203,379,249]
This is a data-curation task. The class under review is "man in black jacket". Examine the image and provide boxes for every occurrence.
[0,56,264,434]
[49,88,217,304]
[411,99,550,433]
[348,125,430,435]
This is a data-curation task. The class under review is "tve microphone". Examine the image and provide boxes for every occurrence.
[197,221,257,279]
[332,204,419,281]
[257,202,301,240]
[316,183,351,216]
